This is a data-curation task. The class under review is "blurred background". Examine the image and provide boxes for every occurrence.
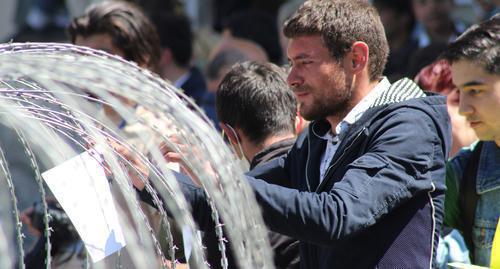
[0,0,498,78]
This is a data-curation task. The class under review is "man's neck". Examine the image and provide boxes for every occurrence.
[326,79,380,134]
[244,133,295,161]
[161,64,190,84]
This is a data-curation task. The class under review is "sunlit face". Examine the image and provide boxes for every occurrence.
[74,33,125,58]
[451,60,500,143]
[286,35,352,121]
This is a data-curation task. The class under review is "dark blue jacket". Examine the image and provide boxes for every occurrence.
[146,79,451,268]
[241,79,451,268]
[180,67,207,106]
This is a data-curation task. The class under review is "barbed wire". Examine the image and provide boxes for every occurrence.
[0,42,275,269]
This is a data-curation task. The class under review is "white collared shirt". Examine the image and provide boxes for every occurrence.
[318,77,390,182]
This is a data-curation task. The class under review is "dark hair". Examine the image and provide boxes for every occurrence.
[67,1,161,72]
[216,61,297,145]
[408,42,449,78]
[150,11,193,68]
[441,14,500,75]
[372,0,415,32]
[373,0,413,15]
[224,10,283,64]
[24,200,82,268]
[283,0,389,81]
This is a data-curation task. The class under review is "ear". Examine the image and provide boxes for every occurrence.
[349,41,369,75]
[219,123,238,145]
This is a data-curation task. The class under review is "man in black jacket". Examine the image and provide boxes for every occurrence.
[206,61,299,269]
[137,0,452,267]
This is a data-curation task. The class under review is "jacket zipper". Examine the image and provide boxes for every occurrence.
[315,126,367,192]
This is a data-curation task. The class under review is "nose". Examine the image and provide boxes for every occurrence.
[287,66,303,89]
[458,91,473,117]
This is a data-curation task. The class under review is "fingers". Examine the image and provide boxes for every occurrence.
[99,138,149,190]
[164,152,183,163]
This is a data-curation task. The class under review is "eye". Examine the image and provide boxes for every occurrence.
[463,84,487,96]
[468,89,482,95]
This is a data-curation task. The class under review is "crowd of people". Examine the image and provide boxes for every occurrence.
[3,0,499,268]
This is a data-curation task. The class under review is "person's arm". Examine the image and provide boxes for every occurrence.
[246,108,448,246]
[138,170,214,230]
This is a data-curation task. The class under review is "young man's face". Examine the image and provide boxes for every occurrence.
[451,60,500,144]
[74,33,125,59]
[286,35,352,121]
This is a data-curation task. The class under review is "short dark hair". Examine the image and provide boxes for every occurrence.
[283,0,389,81]
[150,11,193,68]
[441,14,500,75]
[67,1,161,72]
[216,61,297,145]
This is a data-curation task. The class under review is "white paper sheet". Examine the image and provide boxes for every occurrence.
[42,149,126,263]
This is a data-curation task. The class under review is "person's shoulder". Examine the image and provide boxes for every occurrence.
[447,141,481,180]
[377,82,449,132]
[451,141,481,162]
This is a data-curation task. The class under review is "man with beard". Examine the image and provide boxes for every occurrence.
[136,0,451,267]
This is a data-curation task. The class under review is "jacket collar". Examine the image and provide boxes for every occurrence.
[310,78,426,136]
[369,78,426,108]
[250,138,296,169]
[311,78,427,147]
[310,78,429,192]
[477,141,500,194]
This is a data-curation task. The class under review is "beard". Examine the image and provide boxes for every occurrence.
[298,77,353,121]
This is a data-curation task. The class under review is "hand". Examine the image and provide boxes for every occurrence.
[160,135,216,187]
[160,135,201,185]
[107,139,150,191]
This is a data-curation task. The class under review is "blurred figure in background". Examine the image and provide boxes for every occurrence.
[68,2,187,266]
[211,0,285,32]
[277,0,304,65]
[411,0,466,48]
[68,0,161,127]
[373,0,418,81]
[221,9,282,64]
[408,42,449,78]
[21,199,85,269]
[476,0,500,19]
[150,11,210,109]
[68,1,161,73]
[12,0,69,42]
[415,59,477,157]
